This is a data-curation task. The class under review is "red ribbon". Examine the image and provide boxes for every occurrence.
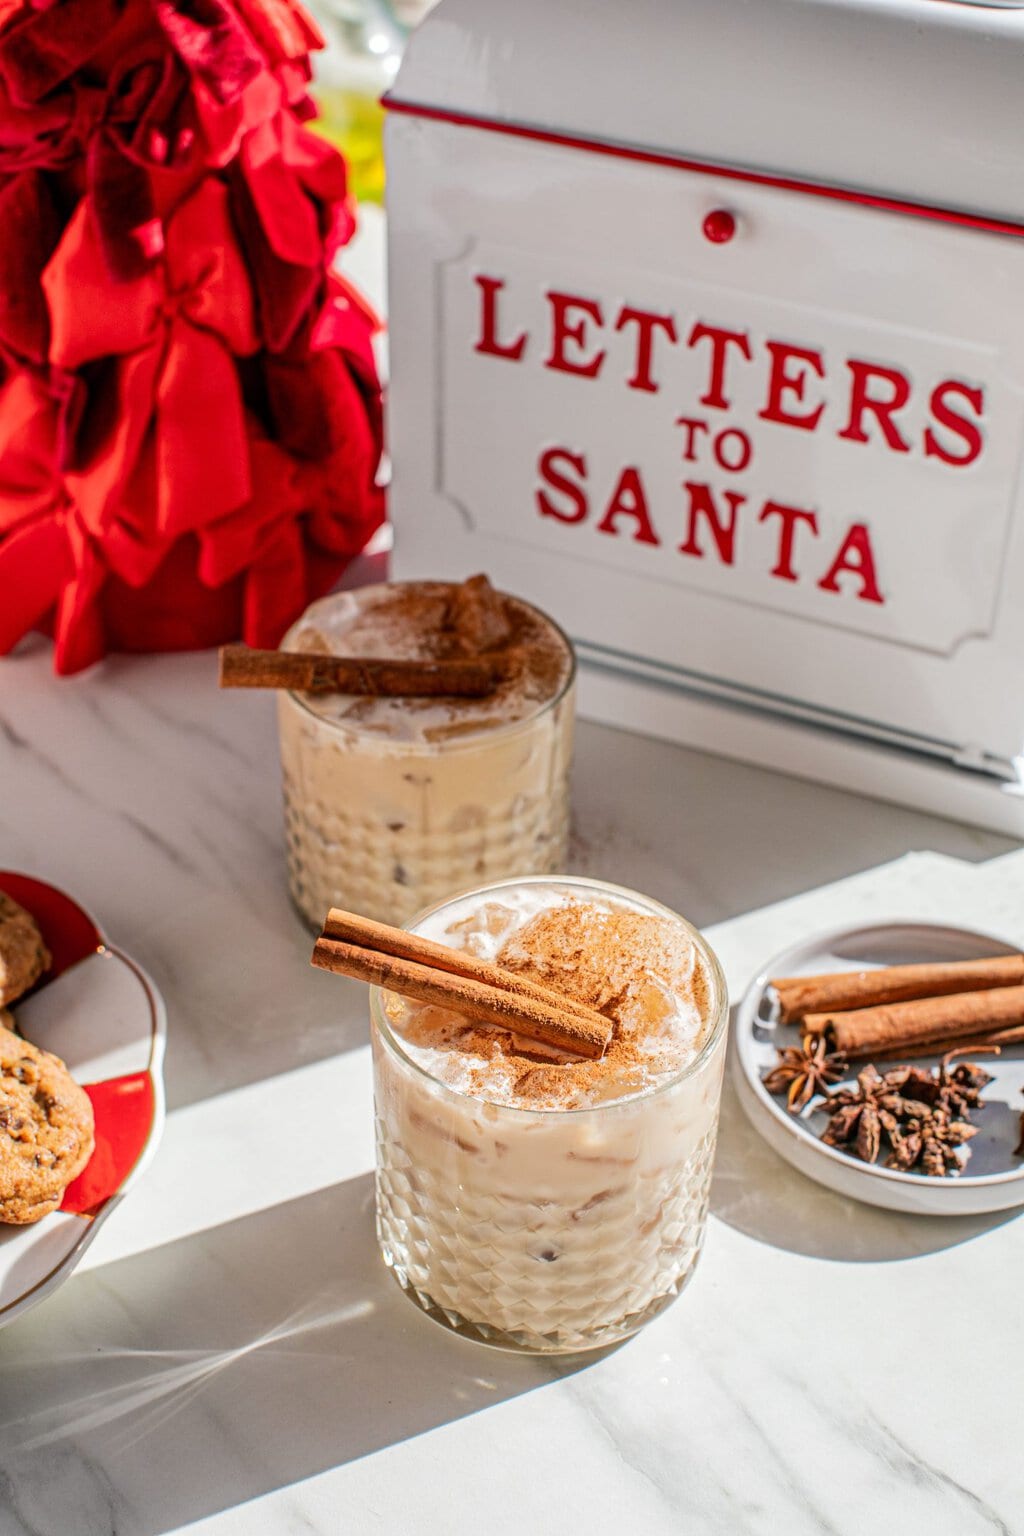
[0,171,61,364]
[0,0,384,674]
[44,177,257,538]
[152,0,263,106]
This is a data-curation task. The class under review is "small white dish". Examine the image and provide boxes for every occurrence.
[0,873,167,1326]
[733,920,1024,1215]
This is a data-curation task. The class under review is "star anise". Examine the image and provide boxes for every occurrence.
[937,1049,995,1119]
[763,1033,847,1112]
[817,1054,987,1176]
[820,1062,886,1113]
[819,1068,889,1161]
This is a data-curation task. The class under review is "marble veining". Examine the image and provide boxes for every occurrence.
[0,634,1020,1535]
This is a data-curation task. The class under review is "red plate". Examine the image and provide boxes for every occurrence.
[0,873,166,1325]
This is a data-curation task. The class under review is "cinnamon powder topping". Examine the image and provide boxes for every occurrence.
[394,900,712,1110]
[287,579,572,741]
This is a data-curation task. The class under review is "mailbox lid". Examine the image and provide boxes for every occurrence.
[390,0,1024,226]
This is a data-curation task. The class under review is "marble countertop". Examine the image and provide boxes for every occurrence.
[0,631,1022,1536]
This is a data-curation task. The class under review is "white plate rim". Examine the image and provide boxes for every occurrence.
[0,940,167,1328]
[733,917,1024,1212]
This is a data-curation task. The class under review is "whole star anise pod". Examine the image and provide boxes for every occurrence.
[886,1127,923,1172]
[763,1033,847,1112]
[819,1063,889,1116]
[820,1068,890,1163]
[937,1050,994,1119]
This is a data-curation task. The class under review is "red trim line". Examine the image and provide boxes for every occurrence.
[383,96,1024,242]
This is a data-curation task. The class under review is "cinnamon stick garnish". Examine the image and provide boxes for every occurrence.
[806,985,1024,1059]
[871,1030,1021,1062]
[446,573,512,654]
[219,644,501,698]
[321,908,607,1032]
[772,954,1024,1025]
[311,936,611,1059]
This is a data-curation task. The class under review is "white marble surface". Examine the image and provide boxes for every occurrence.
[0,633,1022,1536]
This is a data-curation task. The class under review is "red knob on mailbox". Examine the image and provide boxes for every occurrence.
[703,209,737,244]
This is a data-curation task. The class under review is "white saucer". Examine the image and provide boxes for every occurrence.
[732,921,1024,1215]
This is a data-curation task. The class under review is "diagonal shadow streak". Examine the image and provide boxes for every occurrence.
[0,1175,586,1535]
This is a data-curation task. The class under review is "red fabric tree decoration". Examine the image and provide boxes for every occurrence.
[0,0,383,673]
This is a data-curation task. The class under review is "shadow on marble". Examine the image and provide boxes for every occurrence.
[711,1040,1020,1262]
[566,722,1012,931]
[140,890,376,1115]
[0,1176,589,1536]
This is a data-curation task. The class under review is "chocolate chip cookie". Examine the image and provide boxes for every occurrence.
[0,1023,94,1224]
[0,891,51,1006]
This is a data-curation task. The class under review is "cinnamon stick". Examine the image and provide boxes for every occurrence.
[772,954,1024,1024]
[219,644,500,698]
[806,985,1024,1059]
[446,573,511,653]
[311,936,611,1059]
[870,1029,1022,1062]
[322,908,608,1032]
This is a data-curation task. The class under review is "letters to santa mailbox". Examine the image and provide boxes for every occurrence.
[385,0,1024,832]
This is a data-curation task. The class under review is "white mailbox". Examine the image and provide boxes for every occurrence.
[384,0,1024,833]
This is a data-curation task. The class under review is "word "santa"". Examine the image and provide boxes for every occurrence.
[472,275,988,606]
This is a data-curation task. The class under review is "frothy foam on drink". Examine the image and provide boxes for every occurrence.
[385,886,713,1110]
[285,581,572,744]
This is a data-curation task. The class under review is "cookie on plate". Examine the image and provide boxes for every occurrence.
[0,891,51,1006]
[0,1023,94,1224]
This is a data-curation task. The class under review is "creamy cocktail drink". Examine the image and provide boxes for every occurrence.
[371,877,728,1353]
[277,581,575,927]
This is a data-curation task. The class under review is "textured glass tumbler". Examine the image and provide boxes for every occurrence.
[370,876,729,1354]
[277,602,575,930]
